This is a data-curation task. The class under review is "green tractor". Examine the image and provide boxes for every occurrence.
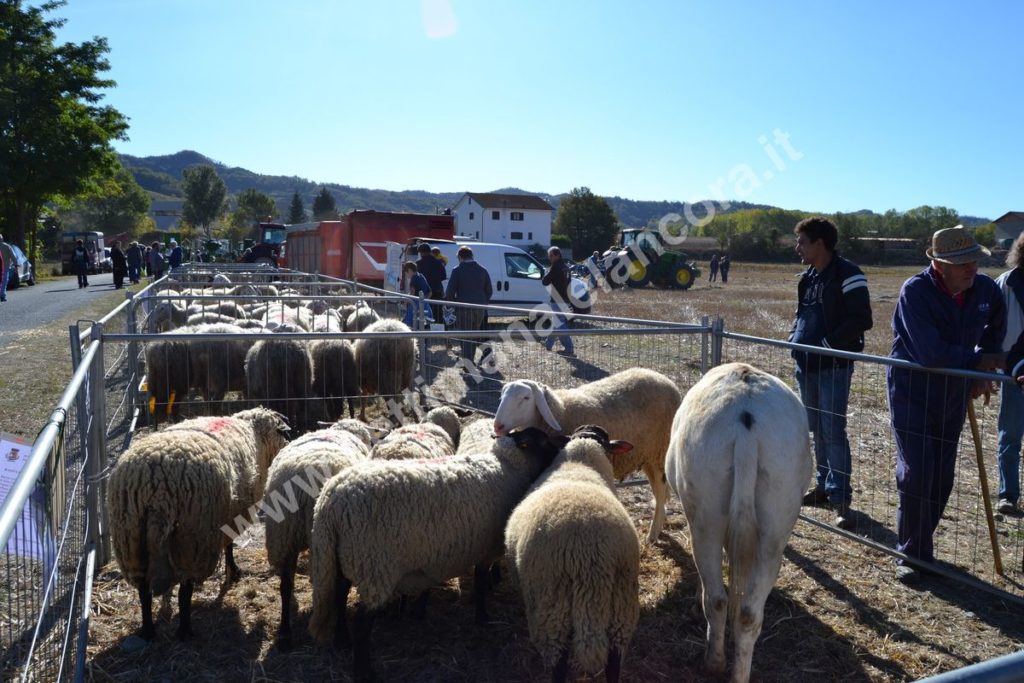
[607,228,702,290]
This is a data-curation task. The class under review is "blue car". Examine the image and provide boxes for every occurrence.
[6,243,35,289]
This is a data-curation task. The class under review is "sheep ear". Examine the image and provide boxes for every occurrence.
[527,382,561,432]
[608,439,633,456]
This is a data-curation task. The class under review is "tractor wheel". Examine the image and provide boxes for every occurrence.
[671,262,695,290]
[625,258,651,288]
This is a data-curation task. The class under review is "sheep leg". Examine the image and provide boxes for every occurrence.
[410,591,429,620]
[689,514,728,674]
[473,562,490,624]
[347,396,356,420]
[489,561,502,585]
[334,572,353,649]
[276,552,298,651]
[551,649,570,683]
[606,647,622,683]
[225,542,241,583]
[643,463,669,543]
[352,603,378,682]
[176,579,195,640]
[138,584,155,641]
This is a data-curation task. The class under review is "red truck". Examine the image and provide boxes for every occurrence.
[283,210,454,285]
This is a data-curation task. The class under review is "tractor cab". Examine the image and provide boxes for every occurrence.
[610,228,701,290]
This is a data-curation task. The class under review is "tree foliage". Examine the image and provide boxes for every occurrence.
[0,0,129,255]
[312,187,338,220]
[287,191,306,224]
[231,188,276,230]
[182,164,227,238]
[553,187,620,257]
[57,160,150,237]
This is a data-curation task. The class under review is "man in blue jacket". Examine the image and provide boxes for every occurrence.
[790,217,872,530]
[445,246,492,363]
[888,226,1006,584]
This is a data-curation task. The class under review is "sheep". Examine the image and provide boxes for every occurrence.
[143,327,197,423]
[108,407,290,640]
[345,300,381,332]
[308,427,569,681]
[186,311,240,327]
[492,368,682,543]
[186,300,248,320]
[211,272,232,285]
[309,339,358,422]
[353,318,416,422]
[245,336,315,433]
[310,309,344,332]
[369,406,462,460]
[505,425,639,683]
[263,419,374,649]
[665,362,812,683]
[185,323,253,405]
[147,300,187,332]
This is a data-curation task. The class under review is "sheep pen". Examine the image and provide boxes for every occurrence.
[78,267,1024,682]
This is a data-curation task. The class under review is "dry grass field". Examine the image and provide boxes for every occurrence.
[13,262,1023,682]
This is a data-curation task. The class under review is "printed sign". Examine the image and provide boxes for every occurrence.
[1,433,57,565]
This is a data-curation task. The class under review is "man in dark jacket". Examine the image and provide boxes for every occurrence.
[790,217,872,530]
[168,239,183,269]
[110,240,127,289]
[888,226,1006,584]
[125,241,143,284]
[445,246,492,363]
[541,246,575,356]
[417,242,447,321]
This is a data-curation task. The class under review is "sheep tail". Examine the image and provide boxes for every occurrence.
[308,527,338,643]
[726,410,759,622]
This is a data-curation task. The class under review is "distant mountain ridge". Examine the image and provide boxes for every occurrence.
[119,150,991,227]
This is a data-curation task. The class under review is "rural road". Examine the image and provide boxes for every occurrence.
[0,275,129,348]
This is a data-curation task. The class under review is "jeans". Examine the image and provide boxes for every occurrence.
[128,264,140,283]
[796,363,854,505]
[996,382,1023,504]
[543,303,574,353]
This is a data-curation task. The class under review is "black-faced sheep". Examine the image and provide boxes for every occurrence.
[309,339,358,423]
[505,425,639,683]
[492,368,682,543]
[263,419,374,649]
[665,363,812,683]
[108,407,290,640]
[353,318,416,422]
[308,427,568,681]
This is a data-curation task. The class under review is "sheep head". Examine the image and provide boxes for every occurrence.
[493,380,561,436]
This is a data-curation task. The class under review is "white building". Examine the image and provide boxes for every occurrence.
[450,192,554,247]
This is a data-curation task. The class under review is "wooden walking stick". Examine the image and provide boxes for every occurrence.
[967,401,1004,576]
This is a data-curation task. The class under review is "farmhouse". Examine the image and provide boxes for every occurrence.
[993,211,1024,245]
[450,192,554,248]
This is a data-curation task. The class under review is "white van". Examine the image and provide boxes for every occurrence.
[387,239,591,316]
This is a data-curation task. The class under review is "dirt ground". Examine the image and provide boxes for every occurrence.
[6,264,1023,681]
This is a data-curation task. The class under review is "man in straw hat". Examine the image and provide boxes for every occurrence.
[887,225,1006,584]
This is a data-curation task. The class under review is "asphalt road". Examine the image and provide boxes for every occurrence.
[0,274,128,347]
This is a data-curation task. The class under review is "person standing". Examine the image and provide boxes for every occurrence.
[789,217,873,530]
[0,234,14,302]
[400,261,434,328]
[126,241,143,284]
[71,239,91,288]
[445,246,492,363]
[416,243,447,322]
[168,239,183,270]
[719,254,731,283]
[149,241,166,280]
[709,253,719,282]
[993,233,1024,515]
[110,240,127,289]
[888,226,1006,584]
[541,246,575,356]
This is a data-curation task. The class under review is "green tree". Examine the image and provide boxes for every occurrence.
[58,160,150,237]
[0,0,129,258]
[182,164,227,239]
[553,187,619,257]
[287,191,306,224]
[975,222,996,248]
[312,187,338,220]
[232,188,276,228]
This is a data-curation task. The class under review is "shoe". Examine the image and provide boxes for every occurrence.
[802,488,829,506]
[557,348,575,357]
[895,565,923,586]
[833,504,854,530]
[996,498,1018,514]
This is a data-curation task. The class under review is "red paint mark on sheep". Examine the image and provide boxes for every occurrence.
[207,418,234,433]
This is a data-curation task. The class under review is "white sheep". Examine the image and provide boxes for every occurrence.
[369,406,461,460]
[345,300,381,332]
[665,362,812,683]
[492,368,682,543]
[108,407,290,640]
[307,427,567,681]
[505,425,639,683]
[353,318,416,422]
[263,419,374,649]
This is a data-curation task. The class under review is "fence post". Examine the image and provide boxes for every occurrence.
[126,292,138,417]
[711,317,724,368]
[88,321,111,565]
[700,315,710,374]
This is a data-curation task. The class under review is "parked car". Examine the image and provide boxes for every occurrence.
[98,247,113,273]
[6,243,35,288]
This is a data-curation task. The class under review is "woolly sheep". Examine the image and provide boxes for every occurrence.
[186,322,253,405]
[263,419,374,649]
[186,311,240,327]
[186,300,248,320]
[308,427,568,680]
[665,363,812,683]
[368,406,461,460]
[505,426,639,683]
[148,300,187,332]
[309,339,358,422]
[108,407,290,640]
[345,300,381,332]
[144,326,198,423]
[353,318,416,422]
[245,336,315,433]
[492,368,681,543]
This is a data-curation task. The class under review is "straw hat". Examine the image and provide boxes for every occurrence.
[926,225,989,264]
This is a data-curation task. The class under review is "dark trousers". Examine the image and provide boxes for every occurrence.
[455,308,485,361]
[891,399,965,562]
[114,266,126,289]
[74,263,88,288]
[430,291,445,324]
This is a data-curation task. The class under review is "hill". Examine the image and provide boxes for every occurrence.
[119,150,990,228]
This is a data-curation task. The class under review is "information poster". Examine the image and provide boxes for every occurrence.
[0,433,56,565]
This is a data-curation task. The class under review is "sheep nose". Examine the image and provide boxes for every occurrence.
[493,421,506,436]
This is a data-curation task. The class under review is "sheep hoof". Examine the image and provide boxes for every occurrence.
[276,632,293,652]
[176,625,194,641]
[705,651,726,673]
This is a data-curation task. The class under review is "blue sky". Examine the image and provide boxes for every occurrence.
[54,1,1024,218]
